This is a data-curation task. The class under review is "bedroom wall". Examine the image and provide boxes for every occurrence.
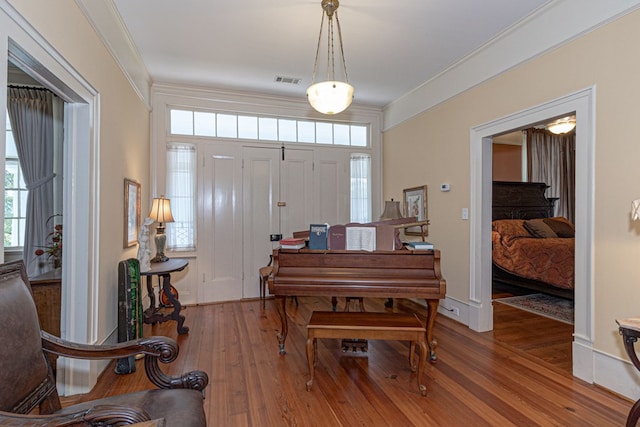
[492,143,522,182]
[383,7,640,386]
[4,0,150,346]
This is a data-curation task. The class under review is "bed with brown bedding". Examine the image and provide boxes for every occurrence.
[492,181,574,300]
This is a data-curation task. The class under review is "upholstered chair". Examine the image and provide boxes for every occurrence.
[0,260,208,426]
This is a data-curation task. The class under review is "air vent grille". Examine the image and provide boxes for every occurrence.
[274,76,301,85]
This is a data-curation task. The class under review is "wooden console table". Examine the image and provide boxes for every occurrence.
[269,248,446,360]
[142,258,189,334]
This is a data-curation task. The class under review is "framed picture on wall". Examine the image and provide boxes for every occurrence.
[124,178,141,247]
[403,185,428,236]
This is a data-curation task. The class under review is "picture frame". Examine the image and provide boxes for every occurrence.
[124,178,141,247]
[403,185,428,236]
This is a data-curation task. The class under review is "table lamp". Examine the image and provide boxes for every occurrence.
[380,199,403,220]
[149,195,174,262]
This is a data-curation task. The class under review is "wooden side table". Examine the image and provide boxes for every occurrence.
[29,268,62,378]
[142,258,189,334]
[617,318,640,427]
[29,268,62,336]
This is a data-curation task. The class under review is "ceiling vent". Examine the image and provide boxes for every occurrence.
[274,76,301,85]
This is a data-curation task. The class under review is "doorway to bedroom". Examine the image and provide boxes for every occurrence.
[469,87,595,383]
[490,128,575,373]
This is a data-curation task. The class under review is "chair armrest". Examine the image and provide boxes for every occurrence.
[0,404,151,426]
[41,331,179,361]
[41,332,209,394]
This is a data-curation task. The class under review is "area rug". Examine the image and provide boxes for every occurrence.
[493,293,574,325]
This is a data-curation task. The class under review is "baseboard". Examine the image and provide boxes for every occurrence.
[594,347,640,401]
[436,296,469,326]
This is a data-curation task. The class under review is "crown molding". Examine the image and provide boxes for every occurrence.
[75,0,151,108]
[383,0,640,131]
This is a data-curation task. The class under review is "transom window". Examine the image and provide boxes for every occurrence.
[169,108,368,147]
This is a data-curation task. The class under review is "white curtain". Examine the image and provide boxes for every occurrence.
[350,153,371,223]
[7,87,57,277]
[166,143,196,251]
[526,128,576,222]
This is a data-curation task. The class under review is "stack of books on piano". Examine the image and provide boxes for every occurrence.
[280,237,306,249]
[405,241,434,250]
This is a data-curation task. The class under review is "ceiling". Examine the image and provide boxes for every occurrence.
[110,0,550,109]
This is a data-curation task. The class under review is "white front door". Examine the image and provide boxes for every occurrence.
[197,144,346,302]
[242,146,314,300]
[198,143,243,302]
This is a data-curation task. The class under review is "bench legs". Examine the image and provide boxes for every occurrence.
[305,337,316,391]
[306,337,427,396]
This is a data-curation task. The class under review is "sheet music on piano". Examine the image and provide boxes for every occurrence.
[345,226,376,251]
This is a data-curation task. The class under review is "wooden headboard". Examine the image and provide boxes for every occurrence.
[492,181,557,220]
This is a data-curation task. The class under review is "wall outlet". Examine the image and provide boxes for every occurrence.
[452,306,460,316]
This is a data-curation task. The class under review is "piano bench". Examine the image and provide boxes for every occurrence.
[305,311,428,396]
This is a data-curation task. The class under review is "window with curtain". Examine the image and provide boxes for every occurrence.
[350,153,371,223]
[4,112,27,248]
[166,143,196,251]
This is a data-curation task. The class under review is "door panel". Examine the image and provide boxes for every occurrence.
[199,145,243,303]
[280,148,314,238]
[314,149,350,225]
[242,147,280,299]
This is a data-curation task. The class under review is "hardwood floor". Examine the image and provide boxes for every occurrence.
[492,284,574,373]
[62,296,630,426]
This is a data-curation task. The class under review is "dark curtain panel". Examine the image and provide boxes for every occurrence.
[526,128,576,222]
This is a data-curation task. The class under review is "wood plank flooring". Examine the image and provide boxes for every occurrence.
[62,296,631,426]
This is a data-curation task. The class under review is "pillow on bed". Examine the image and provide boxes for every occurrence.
[492,219,532,244]
[523,218,558,238]
[543,217,575,238]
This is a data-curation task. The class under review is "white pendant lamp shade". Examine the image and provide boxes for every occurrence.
[306,80,354,115]
[307,0,354,115]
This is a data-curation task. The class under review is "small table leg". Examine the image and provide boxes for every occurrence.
[145,276,157,324]
[159,273,188,334]
[619,327,640,427]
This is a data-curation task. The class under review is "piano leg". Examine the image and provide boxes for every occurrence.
[424,299,439,362]
[275,295,288,354]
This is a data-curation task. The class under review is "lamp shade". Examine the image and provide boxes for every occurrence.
[307,81,354,115]
[380,199,403,220]
[149,196,175,224]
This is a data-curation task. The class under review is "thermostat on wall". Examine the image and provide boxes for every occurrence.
[440,183,451,192]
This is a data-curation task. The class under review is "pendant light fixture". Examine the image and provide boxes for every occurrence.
[547,116,576,134]
[307,0,354,115]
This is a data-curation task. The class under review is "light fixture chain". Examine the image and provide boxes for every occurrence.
[310,11,326,85]
[334,12,349,83]
[327,14,335,82]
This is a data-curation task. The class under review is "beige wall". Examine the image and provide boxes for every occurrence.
[7,0,150,341]
[492,143,522,182]
[383,9,640,360]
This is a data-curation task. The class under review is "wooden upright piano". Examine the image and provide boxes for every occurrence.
[268,248,446,360]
